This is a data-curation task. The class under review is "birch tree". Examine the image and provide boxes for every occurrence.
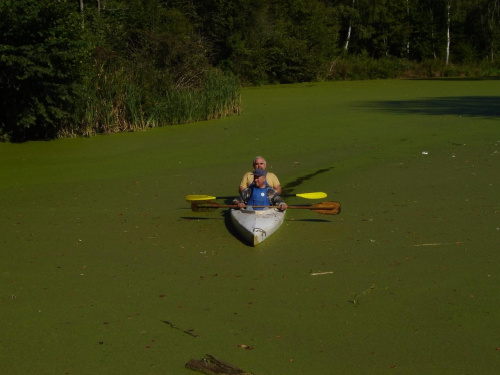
[345,0,355,51]
[446,0,451,64]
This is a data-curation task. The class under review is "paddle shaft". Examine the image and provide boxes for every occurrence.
[215,194,309,200]
[185,191,327,201]
[191,200,341,215]
[194,203,336,211]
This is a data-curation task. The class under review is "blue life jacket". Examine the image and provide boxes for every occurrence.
[247,186,270,210]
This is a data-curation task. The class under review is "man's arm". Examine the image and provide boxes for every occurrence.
[267,173,281,194]
[233,188,251,208]
[239,172,252,193]
[267,188,287,211]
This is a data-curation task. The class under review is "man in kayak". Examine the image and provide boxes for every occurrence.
[234,169,287,211]
[239,156,282,194]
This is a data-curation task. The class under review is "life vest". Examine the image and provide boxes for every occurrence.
[247,186,270,210]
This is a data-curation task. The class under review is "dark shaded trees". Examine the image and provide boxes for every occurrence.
[192,0,339,84]
[0,0,89,141]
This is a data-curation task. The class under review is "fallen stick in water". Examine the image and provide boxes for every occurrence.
[310,271,334,276]
[186,354,254,375]
[162,320,199,338]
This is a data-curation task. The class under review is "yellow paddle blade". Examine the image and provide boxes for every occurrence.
[296,192,327,199]
[185,194,216,202]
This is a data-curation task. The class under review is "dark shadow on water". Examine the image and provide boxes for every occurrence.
[223,210,251,246]
[282,167,334,195]
[356,96,500,118]
[181,207,249,243]
[289,218,331,223]
[179,216,224,221]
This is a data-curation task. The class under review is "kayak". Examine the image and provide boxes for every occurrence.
[230,207,285,246]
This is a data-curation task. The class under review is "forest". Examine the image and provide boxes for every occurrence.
[1,0,499,142]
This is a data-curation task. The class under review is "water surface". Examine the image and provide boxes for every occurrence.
[1,79,499,374]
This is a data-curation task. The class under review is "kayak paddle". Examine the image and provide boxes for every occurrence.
[191,201,341,215]
[185,191,327,202]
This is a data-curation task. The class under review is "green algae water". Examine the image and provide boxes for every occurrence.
[1,79,499,374]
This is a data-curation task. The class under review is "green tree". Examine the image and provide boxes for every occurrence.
[461,0,499,62]
[478,0,500,61]
[265,0,339,82]
[410,0,443,60]
[192,0,339,84]
[0,0,89,142]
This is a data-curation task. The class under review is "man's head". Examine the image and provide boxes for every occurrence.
[253,168,267,188]
[253,156,267,170]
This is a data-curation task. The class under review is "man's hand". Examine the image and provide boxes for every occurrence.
[234,200,246,209]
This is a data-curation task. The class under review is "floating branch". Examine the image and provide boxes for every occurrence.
[162,320,199,338]
[186,354,254,375]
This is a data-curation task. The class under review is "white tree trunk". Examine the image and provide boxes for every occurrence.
[344,0,355,51]
[446,1,451,65]
[79,0,84,29]
[345,24,352,50]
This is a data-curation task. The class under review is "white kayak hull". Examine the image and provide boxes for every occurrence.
[230,208,285,246]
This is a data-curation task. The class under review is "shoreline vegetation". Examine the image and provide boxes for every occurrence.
[1,0,499,142]
[64,68,242,139]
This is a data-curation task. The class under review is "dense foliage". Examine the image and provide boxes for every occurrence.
[0,0,88,141]
[1,0,499,142]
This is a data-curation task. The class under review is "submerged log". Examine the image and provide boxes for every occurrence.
[185,354,254,375]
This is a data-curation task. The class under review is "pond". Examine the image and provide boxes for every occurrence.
[1,79,499,374]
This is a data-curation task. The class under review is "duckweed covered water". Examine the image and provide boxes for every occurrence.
[1,79,499,374]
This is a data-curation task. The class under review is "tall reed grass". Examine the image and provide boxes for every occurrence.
[62,66,241,137]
